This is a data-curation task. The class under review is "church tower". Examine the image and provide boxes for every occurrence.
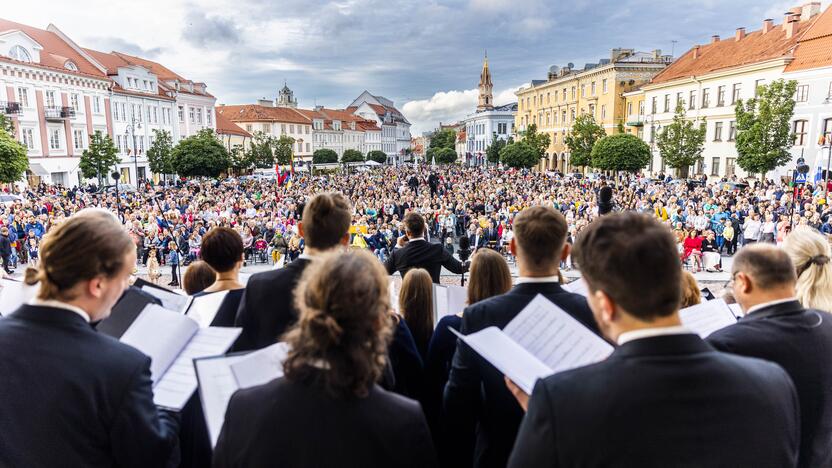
[276,81,298,108]
[477,53,494,112]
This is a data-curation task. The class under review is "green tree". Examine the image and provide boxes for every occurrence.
[313,148,338,164]
[499,142,538,169]
[591,134,651,173]
[429,128,456,150]
[274,135,295,166]
[171,129,231,178]
[79,131,120,186]
[519,123,551,162]
[228,145,250,173]
[735,79,798,177]
[564,114,606,168]
[247,131,276,169]
[367,150,387,164]
[657,102,706,178]
[486,134,511,165]
[341,149,364,163]
[436,147,458,164]
[0,124,28,184]
[146,129,174,177]
[0,114,15,136]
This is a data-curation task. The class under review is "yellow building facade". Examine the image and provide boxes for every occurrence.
[515,49,671,172]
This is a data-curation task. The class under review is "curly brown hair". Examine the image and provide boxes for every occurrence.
[282,249,393,399]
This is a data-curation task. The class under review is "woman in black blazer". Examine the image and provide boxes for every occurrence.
[213,249,438,468]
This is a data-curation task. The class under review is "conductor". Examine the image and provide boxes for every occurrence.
[385,212,464,283]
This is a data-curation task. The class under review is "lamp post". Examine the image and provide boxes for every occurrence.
[823,97,832,203]
[791,156,810,233]
[111,170,121,220]
[125,117,142,189]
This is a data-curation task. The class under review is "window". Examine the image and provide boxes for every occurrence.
[206,111,212,125]
[728,120,737,141]
[546,92,550,104]
[562,110,567,123]
[601,105,607,120]
[196,108,203,124]
[627,102,633,115]
[93,96,101,114]
[570,109,576,122]
[281,124,286,134]
[664,94,670,112]
[562,89,567,101]
[571,87,576,100]
[701,88,710,108]
[591,81,596,96]
[245,124,253,132]
[821,118,832,145]
[689,90,696,110]
[138,136,144,154]
[651,97,657,114]
[121,103,127,121]
[713,121,723,141]
[64,61,78,71]
[828,81,832,99]
[732,83,742,104]
[115,135,123,153]
[9,45,31,62]
[755,79,765,96]
[73,129,84,149]
[793,119,808,146]
[21,128,34,150]
[726,157,736,176]
[17,87,29,108]
[112,101,120,121]
[602,79,608,94]
[497,122,507,134]
[306,143,310,152]
[261,123,269,132]
[289,124,295,133]
[189,107,195,124]
[795,85,809,103]
[178,106,184,123]
[305,126,309,134]
[146,106,151,122]
[49,128,61,150]
[676,92,683,108]
[45,90,55,108]
[711,157,721,176]
[127,78,133,88]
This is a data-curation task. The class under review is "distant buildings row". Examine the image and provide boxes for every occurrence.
[515,1,832,179]
[0,17,413,186]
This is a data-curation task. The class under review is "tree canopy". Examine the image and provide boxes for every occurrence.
[79,131,119,185]
[367,150,387,164]
[657,102,706,178]
[435,147,457,164]
[0,122,28,184]
[591,134,651,173]
[247,131,276,169]
[519,123,551,161]
[313,148,338,164]
[429,128,456,150]
[735,79,797,176]
[341,149,364,163]
[170,129,231,178]
[147,129,174,176]
[486,134,511,165]
[499,142,538,168]
[564,114,606,168]
[274,135,295,166]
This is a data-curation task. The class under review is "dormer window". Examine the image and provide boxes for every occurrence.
[9,45,31,63]
[64,60,78,71]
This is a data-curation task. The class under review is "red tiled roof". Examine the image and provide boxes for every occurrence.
[651,16,819,84]
[217,104,311,125]
[215,111,251,137]
[0,18,106,77]
[785,5,832,72]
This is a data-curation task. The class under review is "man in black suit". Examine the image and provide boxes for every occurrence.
[708,244,832,468]
[385,212,464,284]
[0,210,180,467]
[468,227,486,252]
[444,206,600,468]
[408,174,420,194]
[506,213,800,467]
[234,192,352,351]
[428,172,440,197]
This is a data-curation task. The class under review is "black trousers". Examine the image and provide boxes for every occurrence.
[170,264,179,285]
[1,253,11,273]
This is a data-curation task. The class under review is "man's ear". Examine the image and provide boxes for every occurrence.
[560,242,571,262]
[340,233,350,246]
[509,237,517,256]
[736,272,753,295]
[297,222,304,238]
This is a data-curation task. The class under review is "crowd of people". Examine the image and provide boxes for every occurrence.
[2,166,832,467]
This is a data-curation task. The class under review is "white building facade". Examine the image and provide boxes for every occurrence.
[348,91,411,160]
[462,103,517,165]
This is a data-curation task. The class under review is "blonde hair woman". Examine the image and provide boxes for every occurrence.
[782,226,832,312]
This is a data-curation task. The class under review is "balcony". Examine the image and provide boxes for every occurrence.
[0,101,21,115]
[44,106,75,120]
[625,115,644,127]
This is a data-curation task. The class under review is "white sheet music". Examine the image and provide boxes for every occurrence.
[120,304,198,384]
[140,286,192,313]
[187,290,231,328]
[446,285,467,317]
[152,327,241,410]
[679,299,738,338]
[563,278,589,297]
[389,278,399,313]
[194,355,249,448]
[504,295,613,375]
[728,303,744,319]
[230,342,290,388]
[433,284,449,323]
[0,279,39,316]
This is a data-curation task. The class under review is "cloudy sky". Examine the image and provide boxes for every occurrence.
[10,0,830,134]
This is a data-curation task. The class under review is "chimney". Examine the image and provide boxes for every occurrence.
[653,49,662,60]
[735,27,746,41]
[801,2,821,21]
[785,15,799,39]
[693,45,701,59]
[763,18,774,33]
[711,34,720,44]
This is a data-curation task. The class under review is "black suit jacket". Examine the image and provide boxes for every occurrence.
[444,282,600,468]
[213,378,438,468]
[385,239,463,284]
[0,305,179,467]
[468,234,486,250]
[708,300,832,468]
[233,258,311,351]
[509,334,800,468]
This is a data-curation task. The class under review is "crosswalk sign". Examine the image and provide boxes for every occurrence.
[793,171,808,184]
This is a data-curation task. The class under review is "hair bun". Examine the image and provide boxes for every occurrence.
[308,312,343,344]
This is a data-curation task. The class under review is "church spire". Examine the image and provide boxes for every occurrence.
[477,52,494,112]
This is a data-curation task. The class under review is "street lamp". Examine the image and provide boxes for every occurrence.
[125,117,142,189]
[790,156,810,232]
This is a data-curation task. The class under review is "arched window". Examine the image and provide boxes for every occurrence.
[9,45,31,62]
[64,60,78,71]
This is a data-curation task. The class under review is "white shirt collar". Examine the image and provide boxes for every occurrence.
[516,275,560,284]
[408,237,426,242]
[617,326,691,345]
[298,253,315,261]
[745,297,799,316]
[29,298,91,323]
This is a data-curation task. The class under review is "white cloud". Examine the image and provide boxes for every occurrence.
[402,85,522,135]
